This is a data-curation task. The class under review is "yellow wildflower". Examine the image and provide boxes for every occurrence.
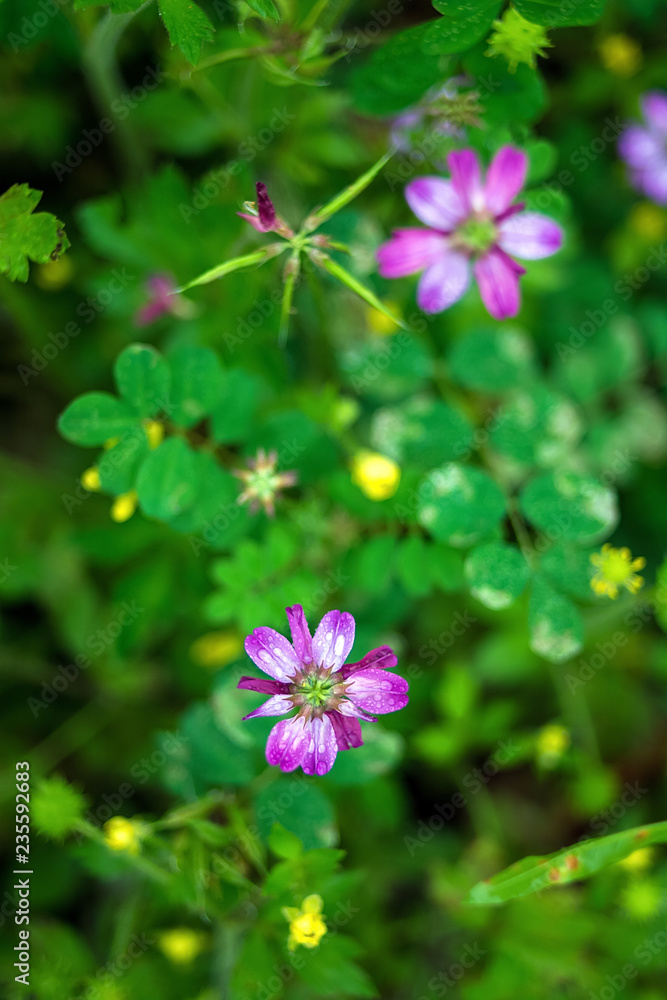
[598,34,641,77]
[143,419,164,450]
[103,816,143,855]
[110,490,138,523]
[620,878,663,920]
[190,631,243,668]
[282,895,327,951]
[590,544,646,599]
[351,450,400,501]
[629,203,667,242]
[34,255,74,290]
[81,467,101,492]
[158,928,208,964]
[366,302,401,335]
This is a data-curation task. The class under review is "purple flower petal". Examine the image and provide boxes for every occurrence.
[618,126,663,168]
[345,667,409,715]
[237,676,290,695]
[244,627,300,682]
[243,695,294,721]
[329,712,364,750]
[337,700,377,722]
[483,146,528,216]
[237,212,267,232]
[447,148,483,212]
[377,229,448,278]
[266,716,311,772]
[638,163,667,204]
[256,182,276,230]
[301,715,338,776]
[405,177,467,231]
[312,610,355,671]
[341,645,397,678]
[286,604,313,666]
[642,91,667,135]
[416,250,470,314]
[497,211,563,259]
[474,248,525,320]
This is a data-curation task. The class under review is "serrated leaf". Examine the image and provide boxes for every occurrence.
[245,0,280,21]
[114,344,171,418]
[157,0,215,65]
[466,820,667,905]
[0,184,69,282]
[136,437,201,521]
[57,392,139,447]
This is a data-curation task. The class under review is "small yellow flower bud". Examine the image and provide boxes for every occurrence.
[282,894,327,951]
[157,928,208,964]
[629,203,667,242]
[81,467,101,492]
[351,450,401,501]
[598,34,641,77]
[536,723,570,768]
[590,545,646,600]
[110,490,138,523]
[103,816,142,855]
[620,878,663,920]
[619,847,654,873]
[190,631,243,668]
[143,419,164,450]
[366,302,401,335]
[34,255,74,290]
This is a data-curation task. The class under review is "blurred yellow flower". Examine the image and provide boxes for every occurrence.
[158,928,208,964]
[143,419,164,450]
[629,203,667,242]
[103,816,142,855]
[103,436,121,450]
[620,878,663,920]
[598,34,641,77]
[351,450,401,501]
[110,490,138,523]
[590,544,646,599]
[34,255,74,290]
[81,467,101,492]
[536,723,570,767]
[190,630,243,668]
[366,302,401,335]
[282,894,327,951]
[620,847,655,874]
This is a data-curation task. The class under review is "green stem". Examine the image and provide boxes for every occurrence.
[191,43,282,75]
[82,4,152,181]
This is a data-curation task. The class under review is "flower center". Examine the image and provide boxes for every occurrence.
[600,551,634,583]
[456,214,497,254]
[295,673,335,708]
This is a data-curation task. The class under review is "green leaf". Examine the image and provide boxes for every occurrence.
[176,701,254,790]
[351,23,447,116]
[426,0,502,55]
[466,820,667,905]
[490,385,582,468]
[113,344,171,418]
[255,779,337,850]
[167,345,224,428]
[136,437,201,521]
[178,246,285,291]
[462,48,546,124]
[209,369,264,444]
[168,451,249,548]
[245,0,281,21]
[417,463,506,547]
[371,397,474,469]
[528,575,583,663]
[315,254,407,329]
[465,542,530,609]
[97,427,149,494]
[540,543,595,601]
[304,151,393,232]
[57,392,139,447]
[0,184,69,282]
[267,823,304,859]
[447,327,537,392]
[356,535,396,595]
[299,935,378,997]
[520,471,619,545]
[429,543,465,592]
[514,0,606,27]
[157,0,215,65]
[396,534,432,597]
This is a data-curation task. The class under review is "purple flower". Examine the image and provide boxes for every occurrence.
[238,182,294,237]
[619,91,667,205]
[134,273,194,327]
[238,605,409,776]
[377,145,563,320]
